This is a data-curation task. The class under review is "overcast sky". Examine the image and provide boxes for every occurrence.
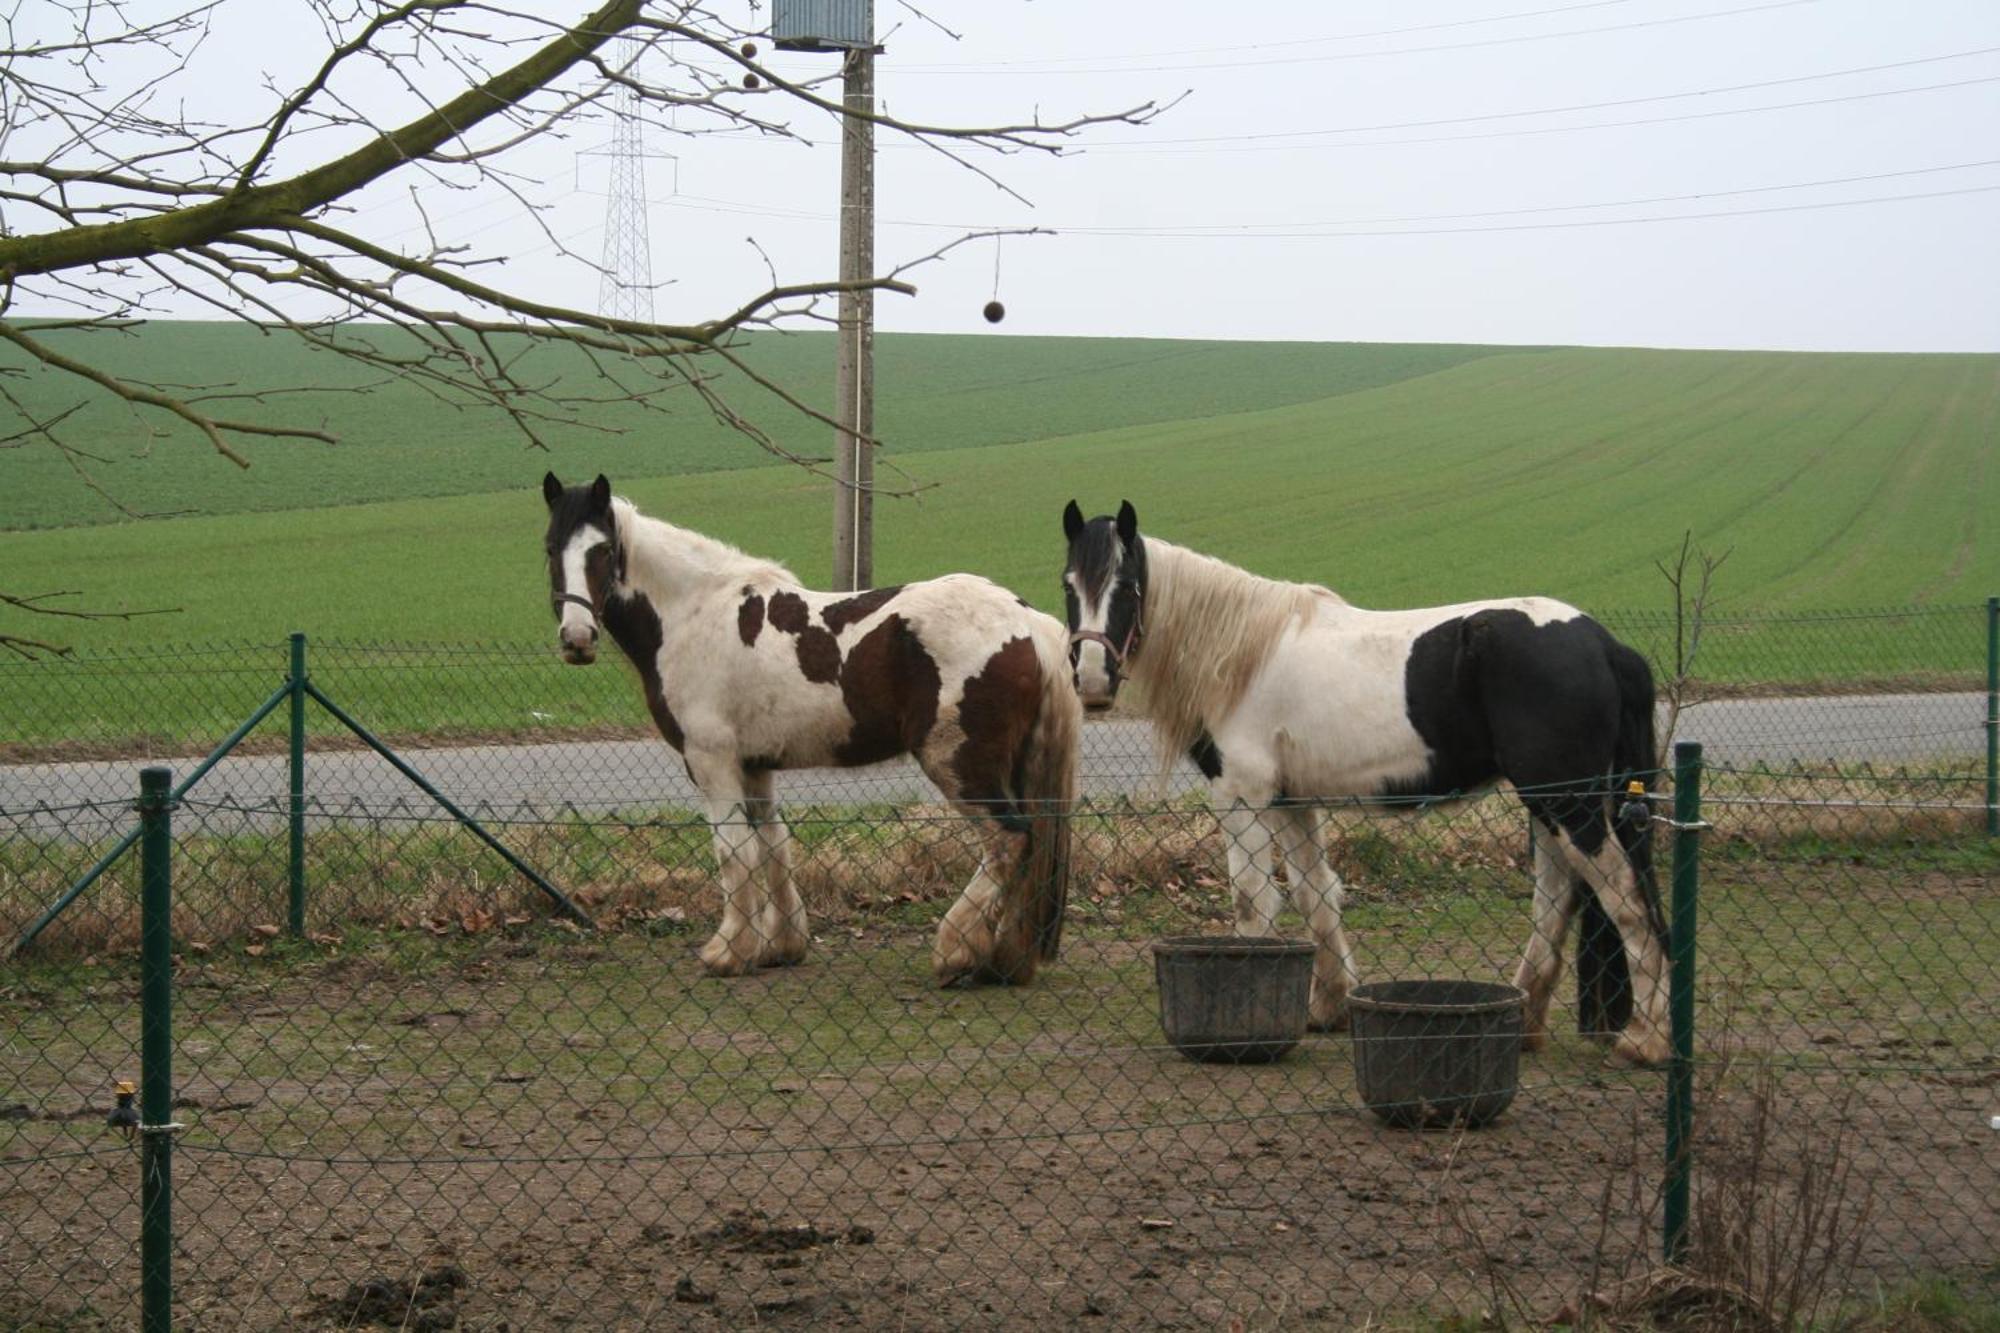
[735,0,2000,351]
[22,0,2000,353]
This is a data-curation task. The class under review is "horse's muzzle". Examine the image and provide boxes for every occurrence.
[559,624,598,665]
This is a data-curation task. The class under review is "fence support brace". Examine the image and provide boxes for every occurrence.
[138,766,176,1333]
[1663,740,1703,1265]
[10,633,593,955]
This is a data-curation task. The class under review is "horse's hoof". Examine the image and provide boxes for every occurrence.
[1520,1028,1551,1054]
[698,936,758,977]
[1607,1034,1670,1069]
[1307,1005,1349,1033]
[758,935,811,968]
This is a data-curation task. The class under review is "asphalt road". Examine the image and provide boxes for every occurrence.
[2,693,1987,841]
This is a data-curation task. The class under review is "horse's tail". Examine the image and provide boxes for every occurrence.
[1014,625,1082,964]
[1576,628,1664,1037]
[1607,634,1663,932]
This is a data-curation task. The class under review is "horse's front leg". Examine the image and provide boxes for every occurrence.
[1512,819,1580,1052]
[1279,805,1359,1031]
[745,770,809,968]
[1217,799,1284,937]
[689,755,769,978]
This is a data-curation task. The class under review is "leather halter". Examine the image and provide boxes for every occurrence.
[1069,609,1142,671]
[551,591,598,618]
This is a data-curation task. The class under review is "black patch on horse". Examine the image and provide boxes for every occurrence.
[821,585,903,634]
[1188,732,1223,780]
[738,594,765,647]
[833,615,941,766]
[795,626,842,684]
[767,591,810,635]
[602,590,684,752]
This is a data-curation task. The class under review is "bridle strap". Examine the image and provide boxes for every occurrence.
[551,591,598,618]
[1068,611,1142,670]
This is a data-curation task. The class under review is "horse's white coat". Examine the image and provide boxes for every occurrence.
[1074,535,1668,1064]
[559,499,1079,985]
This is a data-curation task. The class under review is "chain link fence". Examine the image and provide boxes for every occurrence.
[3,605,1997,1328]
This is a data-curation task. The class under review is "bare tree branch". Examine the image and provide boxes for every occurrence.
[0,0,1169,517]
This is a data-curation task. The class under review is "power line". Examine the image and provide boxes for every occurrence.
[1047,159,2000,233]
[1060,184,2000,239]
[903,0,1648,68]
[1091,46,2000,150]
[896,0,1823,76]
[643,160,2000,237]
[1088,74,2000,156]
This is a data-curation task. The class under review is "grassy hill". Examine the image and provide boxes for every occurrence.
[0,324,1501,531]
[2,335,1994,657]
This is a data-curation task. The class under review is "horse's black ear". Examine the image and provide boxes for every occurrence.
[542,471,563,510]
[588,474,612,513]
[1062,500,1085,543]
[1115,500,1139,548]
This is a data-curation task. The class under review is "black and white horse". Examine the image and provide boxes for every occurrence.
[541,473,1080,986]
[1061,500,1668,1066]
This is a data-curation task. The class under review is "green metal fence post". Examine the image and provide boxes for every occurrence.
[137,766,176,1333]
[1985,597,1997,838]
[289,632,307,936]
[1663,740,1703,1266]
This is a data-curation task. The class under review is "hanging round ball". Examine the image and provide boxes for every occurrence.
[741,42,758,58]
[982,300,1006,324]
[744,72,761,89]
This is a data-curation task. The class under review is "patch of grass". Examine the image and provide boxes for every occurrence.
[2,347,1995,648]
[1,324,1503,532]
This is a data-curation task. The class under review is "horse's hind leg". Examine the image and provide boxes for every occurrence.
[933,820,1029,986]
[1513,818,1580,1052]
[1541,815,1670,1068]
[745,770,808,968]
[688,756,771,978]
[1278,805,1358,1031]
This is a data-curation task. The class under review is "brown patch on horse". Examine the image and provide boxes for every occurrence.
[950,636,1039,809]
[737,593,765,647]
[833,615,941,765]
[767,590,810,635]
[820,585,903,634]
[602,591,685,751]
[795,626,841,684]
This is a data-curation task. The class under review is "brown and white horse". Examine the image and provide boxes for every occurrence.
[542,473,1080,986]
[1061,500,1668,1066]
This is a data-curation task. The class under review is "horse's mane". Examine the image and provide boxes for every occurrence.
[1131,537,1333,764]
[613,497,795,594]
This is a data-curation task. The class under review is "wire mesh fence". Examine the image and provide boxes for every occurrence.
[2,599,1996,811]
[4,759,1995,1329]
[3,606,1997,1327]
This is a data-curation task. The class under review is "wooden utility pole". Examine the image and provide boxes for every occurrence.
[830,14,875,591]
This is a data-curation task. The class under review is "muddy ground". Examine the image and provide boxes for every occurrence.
[5,890,1996,1332]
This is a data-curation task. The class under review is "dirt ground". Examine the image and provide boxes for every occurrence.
[5,898,1995,1332]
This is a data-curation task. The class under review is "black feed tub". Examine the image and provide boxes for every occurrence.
[1349,979,1524,1129]
[1152,936,1314,1064]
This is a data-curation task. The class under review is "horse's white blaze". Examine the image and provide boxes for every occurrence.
[1066,568,1119,705]
[556,524,608,655]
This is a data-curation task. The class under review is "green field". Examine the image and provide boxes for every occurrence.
[2,325,1996,653]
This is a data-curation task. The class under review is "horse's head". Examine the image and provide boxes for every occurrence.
[1060,499,1146,711]
[542,471,617,666]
